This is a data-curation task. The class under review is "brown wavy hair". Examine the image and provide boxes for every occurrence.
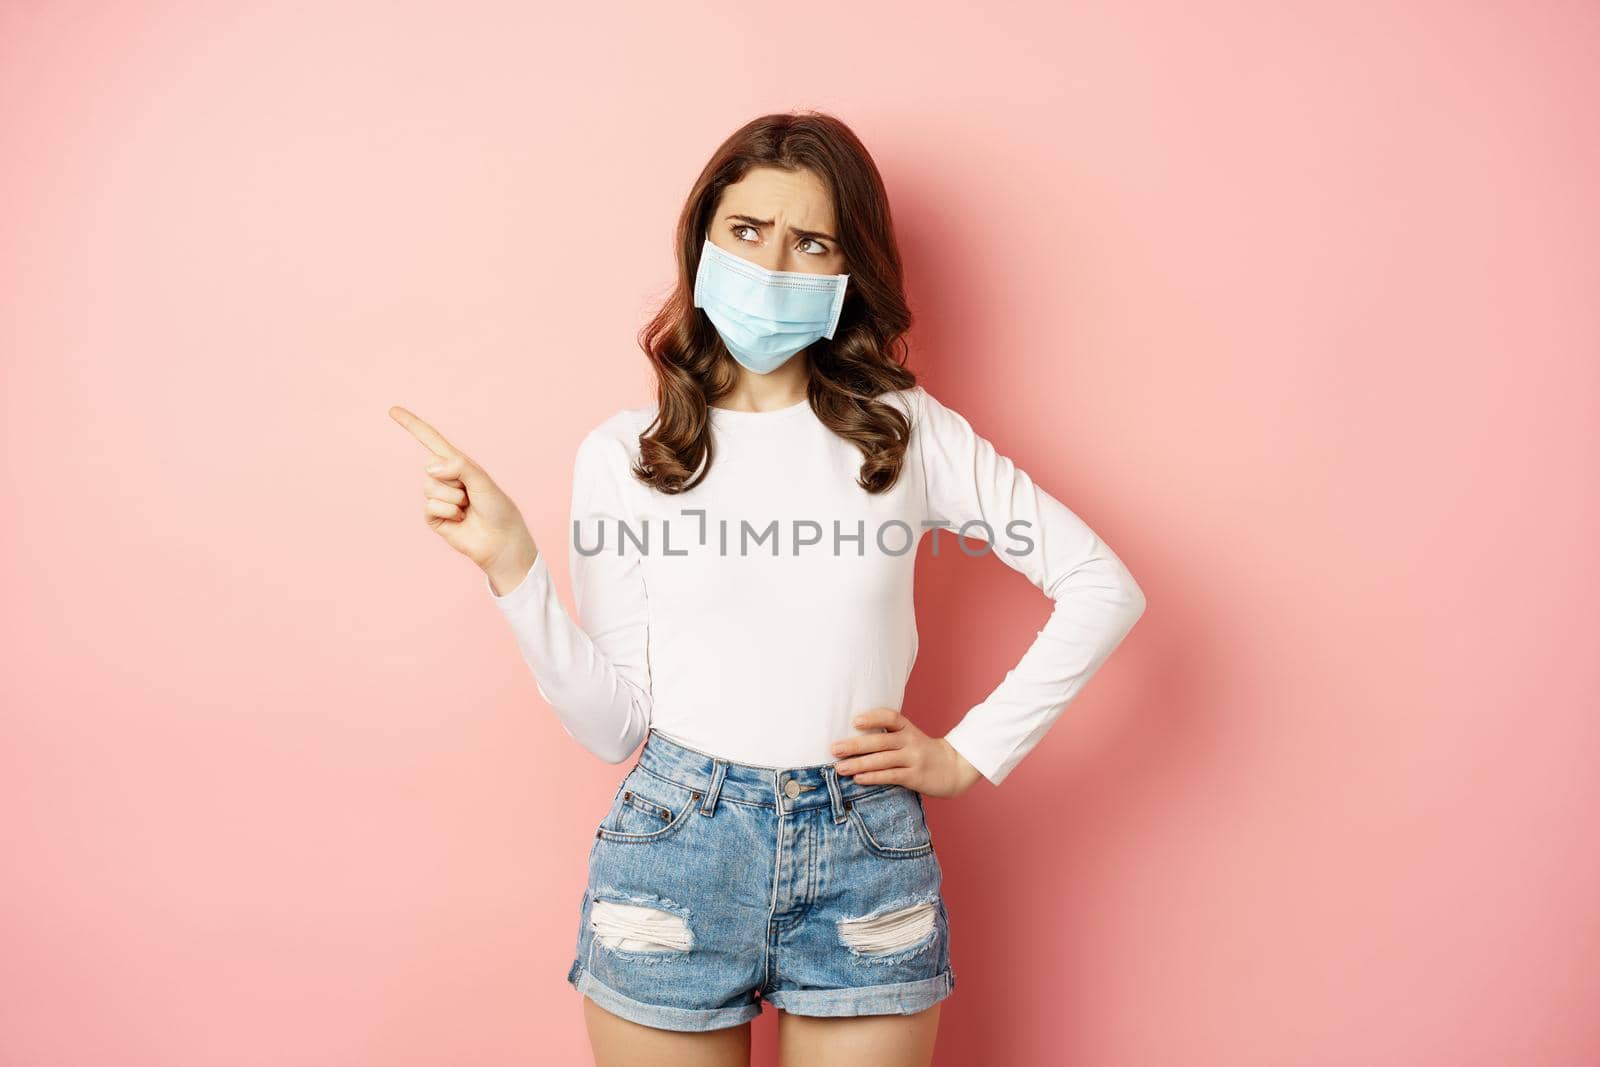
[631,110,918,495]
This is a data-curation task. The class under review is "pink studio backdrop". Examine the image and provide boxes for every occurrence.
[3,3,1596,1065]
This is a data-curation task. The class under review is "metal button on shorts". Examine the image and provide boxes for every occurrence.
[567,727,955,1032]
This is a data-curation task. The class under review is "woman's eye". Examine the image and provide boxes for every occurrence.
[728,225,827,255]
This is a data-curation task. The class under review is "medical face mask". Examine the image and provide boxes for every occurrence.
[692,237,850,375]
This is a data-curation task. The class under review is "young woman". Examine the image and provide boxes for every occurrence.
[391,111,1146,1067]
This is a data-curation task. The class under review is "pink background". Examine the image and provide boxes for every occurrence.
[3,2,1597,1065]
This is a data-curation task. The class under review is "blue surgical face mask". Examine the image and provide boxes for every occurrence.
[692,237,850,375]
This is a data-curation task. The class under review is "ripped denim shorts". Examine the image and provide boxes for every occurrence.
[566,727,956,1032]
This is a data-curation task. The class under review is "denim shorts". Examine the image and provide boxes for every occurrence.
[565,727,956,1031]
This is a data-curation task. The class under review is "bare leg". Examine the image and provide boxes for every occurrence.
[582,995,752,1067]
[776,1003,941,1067]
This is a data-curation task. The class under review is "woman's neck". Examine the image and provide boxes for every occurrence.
[711,357,811,412]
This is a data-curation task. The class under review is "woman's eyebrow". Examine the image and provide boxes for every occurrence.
[725,213,838,243]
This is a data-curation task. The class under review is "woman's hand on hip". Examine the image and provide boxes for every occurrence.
[830,707,985,799]
[389,405,539,592]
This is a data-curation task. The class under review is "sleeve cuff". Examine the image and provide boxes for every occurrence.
[943,719,1010,788]
[485,551,550,609]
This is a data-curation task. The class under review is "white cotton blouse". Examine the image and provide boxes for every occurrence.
[485,384,1146,787]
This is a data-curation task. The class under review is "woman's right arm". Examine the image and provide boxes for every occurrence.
[484,427,653,764]
[391,406,652,764]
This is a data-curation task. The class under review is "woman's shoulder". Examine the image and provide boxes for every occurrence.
[580,400,657,448]
[879,382,967,415]
[891,381,973,435]
[881,382,973,440]
[568,402,654,480]
[874,384,919,419]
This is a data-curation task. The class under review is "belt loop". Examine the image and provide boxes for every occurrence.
[823,765,847,823]
[699,758,727,816]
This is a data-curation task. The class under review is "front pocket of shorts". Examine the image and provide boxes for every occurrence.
[597,769,702,844]
[847,786,934,858]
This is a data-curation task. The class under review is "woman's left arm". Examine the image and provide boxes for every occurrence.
[894,384,1148,790]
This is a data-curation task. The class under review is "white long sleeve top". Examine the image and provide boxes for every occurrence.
[485,384,1146,786]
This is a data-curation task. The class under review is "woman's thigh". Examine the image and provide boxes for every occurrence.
[584,995,752,1067]
[776,1002,942,1067]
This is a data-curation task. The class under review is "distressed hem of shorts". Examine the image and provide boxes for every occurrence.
[566,958,762,1033]
[762,968,956,1017]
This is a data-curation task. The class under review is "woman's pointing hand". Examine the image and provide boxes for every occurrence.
[388,405,540,594]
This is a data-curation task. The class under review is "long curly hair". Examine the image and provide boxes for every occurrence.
[631,110,918,495]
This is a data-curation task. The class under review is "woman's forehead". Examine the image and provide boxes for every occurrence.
[718,166,836,226]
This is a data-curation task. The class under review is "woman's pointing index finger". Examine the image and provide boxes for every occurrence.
[388,405,459,458]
